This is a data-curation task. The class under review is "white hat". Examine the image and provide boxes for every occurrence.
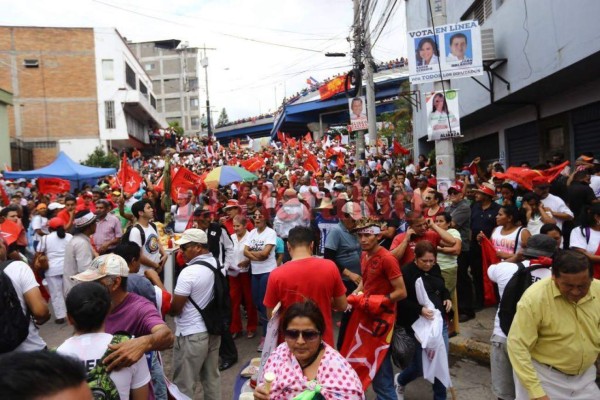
[174,229,208,245]
[48,202,65,211]
[71,254,129,282]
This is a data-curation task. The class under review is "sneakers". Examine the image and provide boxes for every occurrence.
[394,373,405,400]
[257,337,265,352]
[247,330,256,339]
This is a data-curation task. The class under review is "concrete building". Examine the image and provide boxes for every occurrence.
[127,39,201,136]
[0,26,165,168]
[0,88,12,169]
[407,0,600,167]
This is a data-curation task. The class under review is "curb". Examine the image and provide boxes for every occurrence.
[449,335,491,365]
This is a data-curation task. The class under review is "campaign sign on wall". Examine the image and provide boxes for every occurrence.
[407,20,483,84]
[426,90,461,141]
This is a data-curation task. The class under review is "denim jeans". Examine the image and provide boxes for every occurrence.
[397,322,449,400]
[372,350,397,400]
[251,272,270,336]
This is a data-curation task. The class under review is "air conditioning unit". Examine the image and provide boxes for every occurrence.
[23,59,39,68]
[481,29,496,60]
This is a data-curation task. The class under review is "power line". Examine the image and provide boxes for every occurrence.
[371,0,399,48]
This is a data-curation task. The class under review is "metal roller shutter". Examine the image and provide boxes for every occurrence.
[572,101,600,157]
[506,122,539,167]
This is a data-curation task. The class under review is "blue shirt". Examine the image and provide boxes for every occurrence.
[324,222,362,275]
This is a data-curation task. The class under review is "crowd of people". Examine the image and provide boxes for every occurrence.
[0,131,599,400]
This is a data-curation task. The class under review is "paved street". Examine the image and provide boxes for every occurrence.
[40,307,494,399]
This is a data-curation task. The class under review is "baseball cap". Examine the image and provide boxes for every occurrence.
[223,199,241,210]
[447,184,462,194]
[522,234,556,258]
[174,229,208,246]
[48,217,65,230]
[341,202,364,220]
[48,202,65,211]
[71,254,129,282]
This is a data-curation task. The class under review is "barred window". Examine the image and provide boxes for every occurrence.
[463,0,494,25]
[125,63,136,89]
[105,101,116,129]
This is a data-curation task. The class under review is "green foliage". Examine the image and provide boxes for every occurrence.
[377,80,413,143]
[168,121,184,137]
[217,108,229,126]
[82,146,119,168]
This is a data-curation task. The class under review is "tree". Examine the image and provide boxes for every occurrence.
[217,108,229,127]
[168,121,184,137]
[82,146,119,168]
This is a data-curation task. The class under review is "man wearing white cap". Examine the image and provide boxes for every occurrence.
[62,210,97,296]
[169,229,222,399]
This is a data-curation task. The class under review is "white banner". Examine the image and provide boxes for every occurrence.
[426,90,461,141]
[408,21,483,84]
[348,96,368,131]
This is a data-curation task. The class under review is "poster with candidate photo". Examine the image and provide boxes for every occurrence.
[407,21,483,84]
[426,90,462,141]
[348,96,368,131]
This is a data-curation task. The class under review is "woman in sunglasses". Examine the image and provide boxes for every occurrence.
[254,301,364,400]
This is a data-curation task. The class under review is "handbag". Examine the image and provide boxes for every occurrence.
[390,325,417,370]
[32,236,49,274]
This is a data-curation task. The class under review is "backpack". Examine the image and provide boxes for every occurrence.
[188,261,232,335]
[121,222,157,246]
[498,262,548,335]
[0,260,31,353]
[87,333,131,400]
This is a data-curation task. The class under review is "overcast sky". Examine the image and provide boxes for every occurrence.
[1,0,407,121]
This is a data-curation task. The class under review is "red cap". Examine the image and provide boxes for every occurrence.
[248,194,258,202]
[474,183,495,197]
[223,199,241,209]
[48,217,65,230]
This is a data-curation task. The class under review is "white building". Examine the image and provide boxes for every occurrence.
[408,0,600,166]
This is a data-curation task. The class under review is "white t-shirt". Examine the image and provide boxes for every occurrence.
[488,261,551,338]
[541,194,573,229]
[170,203,195,233]
[570,226,600,254]
[57,333,150,400]
[129,224,161,274]
[491,226,526,256]
[174,254,216,336]
[590,175,600,199]
[232,232,251,274]
[36,232,73,277]
[245,227,277,275]
[31,215,48,242]
[3,261,46,351]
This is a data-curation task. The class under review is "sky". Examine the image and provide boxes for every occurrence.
[0,0,407,121]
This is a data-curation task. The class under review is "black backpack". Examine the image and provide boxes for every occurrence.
[121,222,157,246]
[498,262,549,335]
[188,261,231,335]
[0,260,32,353]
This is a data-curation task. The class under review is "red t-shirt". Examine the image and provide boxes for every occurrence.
[390,230,441,267]
[361,246,402,297]
[263,257,346,347]
[56,208,71,226]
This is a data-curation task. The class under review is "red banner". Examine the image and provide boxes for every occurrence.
[117,156,143,194]
[319,75,350,101]
[37,178,71,195]
[303,153,319,172]
[481,236,501,306]
[304,132,313,143]
[393,139,410,156]
[170,167,204,199]
[340,296,395,391]
[493,161,569,191]
[0,219,22,245]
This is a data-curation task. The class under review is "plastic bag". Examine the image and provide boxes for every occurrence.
[390,326,417,370]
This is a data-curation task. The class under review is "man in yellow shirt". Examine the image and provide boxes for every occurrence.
[507,250,600,400]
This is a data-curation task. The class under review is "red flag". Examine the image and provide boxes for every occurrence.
[493,161,569,191]
[0,183,9,206]
[392,139,410,156]
[304,132,312,143]
[117,156,143,194]
[303,153,319,172]
[154,167,175,193]
[0,219,22,245]
[170,167,204,199]
[277,131,286,144]
[240,157,264,172]
[287,137,297,149]
[480,236,501,306]
[37,178,71,195]
[318,75,350,101]
[339,296,395,390]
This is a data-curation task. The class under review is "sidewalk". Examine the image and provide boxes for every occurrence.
[449,307,496,365]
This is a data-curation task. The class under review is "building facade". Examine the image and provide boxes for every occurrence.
[127,39,201,136]
[408,0,600,167]
[0,26,164,168]
[0,88,13,169]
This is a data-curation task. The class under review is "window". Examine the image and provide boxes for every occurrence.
[125,63,136,89]
[144,63,155,71]
[23,59,39,68]
[190,98,199,108]
[105,101,116,129]
[150,95,157,109]
[463,0,493,25]
[139,80,148,98]
[188,78,198,91]
[102,59,114,80]
[191,117,200,128]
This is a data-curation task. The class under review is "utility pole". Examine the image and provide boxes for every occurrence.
[200,44,217,138]
[363,1,378,154]
[430,0,454,186]
[353,0,365,160]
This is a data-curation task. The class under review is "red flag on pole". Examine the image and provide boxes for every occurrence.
[117,155,143,194]
[392,139,410,156]
[303,153,319,172]
[0,183,9,206]
[480,236,501,306]
[37,178,71,195]
[170,167,204,199]
[493,161,569,191]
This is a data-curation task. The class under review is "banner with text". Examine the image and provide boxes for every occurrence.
[407,20,483,84]
[349,96,368,131]
[426,90,461,141]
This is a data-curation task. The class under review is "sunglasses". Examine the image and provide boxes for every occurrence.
[424,197,433,201]
[284,329,321,342]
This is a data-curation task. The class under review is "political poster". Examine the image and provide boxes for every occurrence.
[348,96,368,131]
[407,20,483,84]
[426,90,461,141]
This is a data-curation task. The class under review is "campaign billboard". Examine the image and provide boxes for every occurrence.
[426,90,461,141]
[408,20,483,84]
[348,96,368,131]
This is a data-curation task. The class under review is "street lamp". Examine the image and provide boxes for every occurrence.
[200,56,211,139]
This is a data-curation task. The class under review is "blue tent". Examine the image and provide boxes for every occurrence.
[4,151,117,191]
